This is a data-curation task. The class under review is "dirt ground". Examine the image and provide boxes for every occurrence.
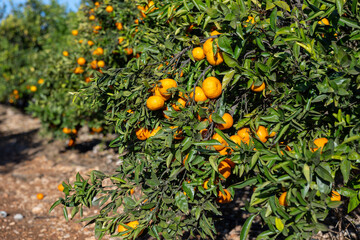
[0,104,359,240]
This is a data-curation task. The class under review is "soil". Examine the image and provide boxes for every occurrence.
[0,104,359,240]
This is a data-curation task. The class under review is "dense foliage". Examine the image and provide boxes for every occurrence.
[2,0,360,239]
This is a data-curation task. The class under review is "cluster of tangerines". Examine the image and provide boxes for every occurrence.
[62,127,78,147]
[8,79,44,103]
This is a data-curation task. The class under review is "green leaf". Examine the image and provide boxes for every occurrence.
[270,8,277,30]
[49,199,62,213]
[240,214,257,240]
[348,194,360,213]
[175,192,189,214]
[222,70,235,90]
[218,35,233,56]
[275,217,284,232]
[274,1,290,12]
[339,17,360,29]
[315,166,333,183]
[211,112,226,124]
[335,0,344,15]
[340,159,350,184]
[182,181,195,201]
[222,52,240,68]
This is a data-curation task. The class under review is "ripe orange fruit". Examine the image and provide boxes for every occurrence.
[135,128,150,140]
[251,82,265,92]
[318,18,330,26]
[212,133,227,151]
[172,97,187,111]
[170,126,184,140]
[330,190,341,201]
[36,193,44,200]
[224,158,235,168]
[30,85,37,92]
[87,40,94,46]
[74,67,84,74]
[94,2,100,7]
[202,77,222,99]
[89,15,95,20]
[237,128,251,144]
[62,51,69,56]
[190,87,208,102]
[106,6,113,13]
[203,33,223,66]
[38,79,44,84]
[154,86,170,101]
[149,126,161,137]
[62,127,71,134]
[90,60,98,69]
[158,79,177,96]
[244,16,255,27]
[72,129,77,134]
[68,139,76,147]
[91,127,103,133]
[192,47,205,61]
[124,48,133,55]
[118,37,124,44]
[217,189,232,204]
[96,47,104,55]
[279,192,288,206]
[182,154,188,165]
[78,39,83,44]
[218,147,232,156]
[312,138,328,152]
[146,96,165,110]
[71,30,78,36]
[58,183,64,192]
[229,135,241,148]
[97,60,105,68]
[217,113,233,130]
[77,57,86,65]
[256,126,269,143]
[218,161,231,179]
[116,22,123,30]
[202,179,209,190]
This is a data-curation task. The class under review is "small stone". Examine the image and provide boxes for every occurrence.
[0,211,7,217]
[31,205,43,214]
[63,233,70,238]
[9,222,15,226]
[14,214,24,220]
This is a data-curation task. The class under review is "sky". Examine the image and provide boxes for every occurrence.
[1,0,81,17]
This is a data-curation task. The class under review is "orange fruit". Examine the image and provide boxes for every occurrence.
[312,138,328,152]
[229,135,241,148]
[71,30,78,36]
[218,147,232,156]
[217,113,233,130]
[62,51,69,56]
[202,77,222,99]
[89,15,95,20]
[78,39,83,44]
[202,179,209,190]
[135,128,150,140]
[62,127,71,134]
[96,47,104,55]
[330,190,341,201]
[218,161,231,179]
[13,90,18,95]
[58,183,64,192]
[170,126,184,140]
[72,129,77,134]
[256,126,269,143]
[118,37,124,44]
[217,189,232,204]
[149,126,161,137]
[30,85,37,92]
[97,60,105,68]
[74,67,84,74]
[279,192,288,206]
[124,48,133,55]
[172,97,187,111]
[94,2,100,7]
[68,139,76,147]
[224,158,235,168]
[77,57,86,65]
[106,6,113,13]
[158,79,177,96]
[244,16,255,27]
[154,86,170,101]
[251,82,265,92]
[90,60,98,69]
[127,109,133,114]
[116,22,123,30]
[88,40,94,46]
[212,133,227,151]
[146,96,165,110]
[182,154,188,165]
[192,47,205,61]
[237,128,251,144]
[203,34,223,66]
[36,193,44,200]
[190,87,208,102]
[38,79,44,84]
[130,188,135,195]
[318,18,330,26]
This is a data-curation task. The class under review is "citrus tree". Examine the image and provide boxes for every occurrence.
[10,0,359,239]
